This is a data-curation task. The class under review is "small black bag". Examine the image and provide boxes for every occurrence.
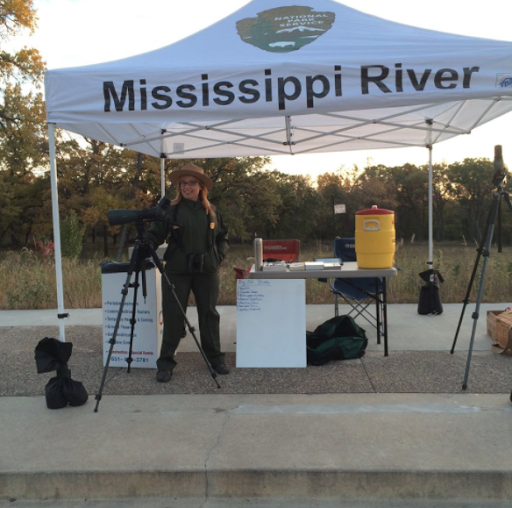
[61,377,89,407]
[306,315,368,366]
[45,377,69,409]
[418,269,444,315]
[35,338,89,409]
[35,337,73,373]
[44,366,88,409]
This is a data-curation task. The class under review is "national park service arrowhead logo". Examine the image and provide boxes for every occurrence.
[236,6,335,53]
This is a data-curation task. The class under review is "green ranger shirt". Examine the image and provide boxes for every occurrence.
[146,198,229,274]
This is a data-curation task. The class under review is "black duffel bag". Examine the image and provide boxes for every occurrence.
[306,315,368,366]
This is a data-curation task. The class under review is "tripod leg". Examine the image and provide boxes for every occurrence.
[462,191,501,390]
[382,278,389,357]
[375,278,381,345]
[94,242,142,412]
[451,199,493,354]
[462,251,491,390]
[148,249,221,389]
[503,191,512,214]
[497,198,502,253]
[126,267,141,374]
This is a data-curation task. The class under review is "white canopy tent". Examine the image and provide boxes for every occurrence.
[45,0,512,339]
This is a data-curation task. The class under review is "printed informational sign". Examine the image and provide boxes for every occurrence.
[236,278,306,368]
[334,204,346,214]
[102,268,162,369]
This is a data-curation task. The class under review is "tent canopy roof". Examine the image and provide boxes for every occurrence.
[44,0,512,158]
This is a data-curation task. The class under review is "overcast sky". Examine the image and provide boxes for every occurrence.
[21,0,512,179]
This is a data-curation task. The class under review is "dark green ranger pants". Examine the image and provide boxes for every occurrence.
[157,271,224,372]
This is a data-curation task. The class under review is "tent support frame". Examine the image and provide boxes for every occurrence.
[427,144,434,269]
[48,123,68,342]
[426,119,434,271]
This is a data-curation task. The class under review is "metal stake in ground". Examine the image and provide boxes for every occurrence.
[450,145,512,390]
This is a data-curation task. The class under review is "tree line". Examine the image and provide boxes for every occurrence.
[1,1,510,255]
[2,146,511,254]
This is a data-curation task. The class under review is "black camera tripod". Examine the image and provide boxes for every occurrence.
[450,152,512,390]
[94,220,220,413]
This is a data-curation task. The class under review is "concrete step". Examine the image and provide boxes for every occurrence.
[1,394,511,503]
[1,499,511,508]
[3,470,512,504]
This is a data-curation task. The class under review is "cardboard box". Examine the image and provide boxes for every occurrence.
[494,310,512,354]
[486,310,504,339]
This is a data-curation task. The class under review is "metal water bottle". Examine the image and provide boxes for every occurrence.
[254,238,263,271]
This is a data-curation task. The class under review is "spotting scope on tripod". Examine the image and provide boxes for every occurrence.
[450,145,512,390]
[94,197,220,413]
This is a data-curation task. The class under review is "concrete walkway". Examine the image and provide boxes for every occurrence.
[1,302,508,352]
[1,304,511,505]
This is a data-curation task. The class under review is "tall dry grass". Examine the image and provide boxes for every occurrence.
[0,249,103,310]
[0,242,511,310]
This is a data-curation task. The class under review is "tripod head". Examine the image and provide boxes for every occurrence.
[492,145,509,188]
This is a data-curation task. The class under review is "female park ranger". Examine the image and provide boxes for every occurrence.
[146,163,230,383]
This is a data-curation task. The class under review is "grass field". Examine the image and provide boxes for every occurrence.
[0,242,511,310]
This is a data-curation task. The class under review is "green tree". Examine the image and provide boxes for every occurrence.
[430,162,455,242]
[446,158,495,242]
[60,210,86,258]
[0,0,47,247]
[271,173,320,240]
[0,0,43,87]
[316,165,363,239]
[54,138,157,256]
[360,164,420,241]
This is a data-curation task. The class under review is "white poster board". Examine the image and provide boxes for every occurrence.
[102,266,162,369]
[236,278,306,368]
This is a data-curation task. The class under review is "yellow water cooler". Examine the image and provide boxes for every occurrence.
[355,205,395,269]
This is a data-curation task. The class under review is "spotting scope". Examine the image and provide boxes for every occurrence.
[107,196,171,226]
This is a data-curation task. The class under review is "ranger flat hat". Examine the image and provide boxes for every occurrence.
[169,162,213,191]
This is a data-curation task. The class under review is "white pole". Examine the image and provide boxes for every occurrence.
[160,158,165,197]
[428,145,434,270]
[48,124,67,342]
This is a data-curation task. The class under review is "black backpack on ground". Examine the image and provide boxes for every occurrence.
[306,315,368,366]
